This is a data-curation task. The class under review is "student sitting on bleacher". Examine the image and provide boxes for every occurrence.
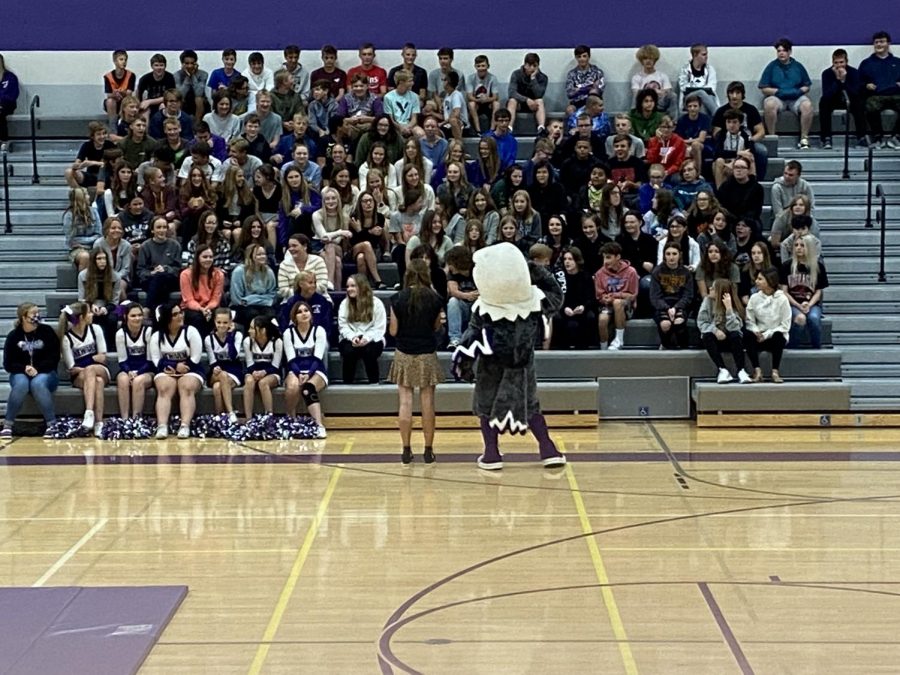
[695,238,740,298]
[136,216,182,313]
[242,316,283,420]
[739,241,773,304]
[675,95,714,173]
[338,274,386,383]
[685,190,719,237]
[2,303,60,438]
[594,241,639,351]
[179,243,225,336]
[92,216,132,291]
[59,301,110,438]
[115,303,154,419]
[617,209,658,312]
[551,246,596,349]
[283,300,329,437]
[697,208,737,255]
[65,122,117,189]
[150,301,204,439]
[78,248,123,344]
[744,267,792,382]
[641,186,677,241]
[698,278,752,384]
[645,116,686,179]
[629,89,665,143]
[733,217,766,269]
[650,242,695,349]
[780,234,828,349]
[656,215,700,272]
[779,214,822,264]
[63,187,102,271]
[715,157,763,224]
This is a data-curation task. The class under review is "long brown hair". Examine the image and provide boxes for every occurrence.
[403,258,437,315]
[84,249,114,304]
[710,278,745,322]
[190,243,216,292]
[346,274,374,323]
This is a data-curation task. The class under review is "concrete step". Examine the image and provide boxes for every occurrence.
[849,379,900,398]
[851,397,900,411]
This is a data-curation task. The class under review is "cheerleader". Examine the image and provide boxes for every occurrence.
[204,308,244,423]
[283,301,328,437]
[242,316,283,419]
[149,302,204,439]
[59,302,110,436]
[115,303,154,418]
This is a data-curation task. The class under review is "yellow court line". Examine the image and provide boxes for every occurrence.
[564,449,639,675]
[247,439,353,675]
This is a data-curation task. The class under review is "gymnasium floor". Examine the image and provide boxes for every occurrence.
[2,421,899,674]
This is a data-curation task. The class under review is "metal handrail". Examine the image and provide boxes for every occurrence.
[1,143,11,233]
[864,144,874,228]
[840,91,851,180]
[875,184,887,283]
[30,95,41,184]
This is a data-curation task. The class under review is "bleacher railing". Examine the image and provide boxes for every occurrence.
[875,184,887,283]
[864,145,875,228]
[840,91,851,180]
[1,143,10,233]
[29,95,41,185]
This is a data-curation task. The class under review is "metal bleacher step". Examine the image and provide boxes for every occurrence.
[693,381,851,413]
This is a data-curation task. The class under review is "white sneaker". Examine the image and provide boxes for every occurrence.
[177,425,190,439]
[82,409,95,430]
[737,369,753,384]
[608,338,623,351]
[227,412,239,425]
[886,136,900,150]
[717,368,734,384]
[315,425,327,439]
[93,423,103,438]
[155,424,169,439]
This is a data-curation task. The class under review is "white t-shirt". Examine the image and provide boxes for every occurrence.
[442,90,469,127]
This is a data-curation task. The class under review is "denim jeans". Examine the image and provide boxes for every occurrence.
[789,305,823,349]
[5,371,59,425]
[447,298,472,342]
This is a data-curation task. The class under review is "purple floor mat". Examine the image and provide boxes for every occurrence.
[0,586,187,675]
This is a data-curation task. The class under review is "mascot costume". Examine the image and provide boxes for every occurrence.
[452,243,567,470]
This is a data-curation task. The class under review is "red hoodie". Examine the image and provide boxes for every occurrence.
[594,259,639,307]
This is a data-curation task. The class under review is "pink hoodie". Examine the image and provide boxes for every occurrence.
[594,259,639,306]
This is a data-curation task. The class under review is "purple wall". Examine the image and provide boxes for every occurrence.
[4,2,887,51]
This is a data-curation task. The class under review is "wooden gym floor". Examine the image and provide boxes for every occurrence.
[2,420,900,674]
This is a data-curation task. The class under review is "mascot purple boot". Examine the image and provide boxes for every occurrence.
[452,243,567,470]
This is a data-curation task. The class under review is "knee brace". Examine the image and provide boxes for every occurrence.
[301,382,319,406]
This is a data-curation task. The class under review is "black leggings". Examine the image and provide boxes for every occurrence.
[744,331,787,370]
[654,309,688,349]
[339,339,384,384]
[701,330,746,370]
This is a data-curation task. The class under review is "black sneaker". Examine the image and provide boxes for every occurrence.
[423,447,436,464]
[401,447,413,465]
[821,137,832,150]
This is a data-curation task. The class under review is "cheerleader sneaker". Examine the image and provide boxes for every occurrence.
[228,412,239,425]
[155,424,169,440]
[93,423,103,438]
[315,425,328,439]
[82,410,95,430]
[177,425,191,439]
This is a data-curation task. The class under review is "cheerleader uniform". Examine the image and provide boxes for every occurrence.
[243,335,284,385]
[115,325,154,376]
[204,330,245,386]
[149,325,205,384]
[62,324,110,385]
[283,325,329,385]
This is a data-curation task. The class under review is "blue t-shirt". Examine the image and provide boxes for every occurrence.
[208,68,240,92]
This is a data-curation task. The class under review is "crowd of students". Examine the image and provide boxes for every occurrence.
[8,32,890,439]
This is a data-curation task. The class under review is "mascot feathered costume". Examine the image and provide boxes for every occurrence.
[452,243,567,470]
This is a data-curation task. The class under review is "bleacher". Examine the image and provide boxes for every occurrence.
[1,81,899,428]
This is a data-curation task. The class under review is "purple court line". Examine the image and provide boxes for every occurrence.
[3,451,900,467]
[698,582,755,675]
